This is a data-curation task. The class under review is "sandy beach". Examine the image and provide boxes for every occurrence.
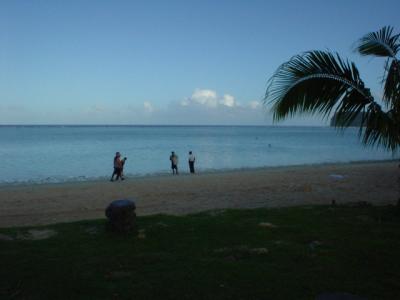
[0,161,398,228]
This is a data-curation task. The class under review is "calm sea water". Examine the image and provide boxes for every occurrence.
[0,125,396,184]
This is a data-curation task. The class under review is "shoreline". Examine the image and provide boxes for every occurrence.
[0,158,397,189]
[0,160,398,228]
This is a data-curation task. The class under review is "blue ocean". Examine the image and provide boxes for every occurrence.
[0,125,396,185]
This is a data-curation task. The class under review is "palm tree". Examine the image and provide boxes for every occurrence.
[265,26,400,151]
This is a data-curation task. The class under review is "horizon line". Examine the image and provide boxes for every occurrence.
[0,124,331,127]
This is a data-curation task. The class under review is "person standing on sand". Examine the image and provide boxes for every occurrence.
[170,151,179,175]
[120,157,127,180]
[110,152,124,181]
[188,151,195,174]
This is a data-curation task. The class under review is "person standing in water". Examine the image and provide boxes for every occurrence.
[169,151,179,175]
[188,151,195,174]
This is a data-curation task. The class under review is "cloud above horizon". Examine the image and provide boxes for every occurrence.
[143,101,154,113]
[122,88,269,125]
[180,88,258,110]
[0,88,326,126]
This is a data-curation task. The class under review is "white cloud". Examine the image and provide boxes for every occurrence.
[143,101,154,113]
[190,88,218,107]
[0,94,327,125]
[248,100,261,109]
[180,99,189,106]
[183,89,239,108]
[220,94,236,107]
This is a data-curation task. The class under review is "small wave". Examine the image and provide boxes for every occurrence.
[0,175,105,187]
[0,159,397,187]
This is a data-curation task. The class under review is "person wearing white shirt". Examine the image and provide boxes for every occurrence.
[188,151,196,174]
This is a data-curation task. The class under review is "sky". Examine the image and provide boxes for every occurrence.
[1,0,399,125]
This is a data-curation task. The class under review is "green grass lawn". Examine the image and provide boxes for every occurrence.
[1,204,400,299]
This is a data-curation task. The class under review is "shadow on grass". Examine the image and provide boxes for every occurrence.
[1,204,400,299]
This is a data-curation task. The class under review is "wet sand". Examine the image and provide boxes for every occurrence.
[0,161,398,228]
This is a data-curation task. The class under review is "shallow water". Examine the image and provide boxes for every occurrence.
[0,125,395,184]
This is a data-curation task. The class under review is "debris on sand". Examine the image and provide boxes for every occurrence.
[17,229,57,240]
[258,222,277,228]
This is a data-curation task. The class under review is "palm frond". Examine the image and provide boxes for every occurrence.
[361,104,400,151]
[356,26,400,108]
[383,59,400,108]
[265,50,373,128]
[265,28,400,152]
[355,26,400,57]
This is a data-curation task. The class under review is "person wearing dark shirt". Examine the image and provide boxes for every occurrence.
[110,152,123,181]
[169,151,179,175]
